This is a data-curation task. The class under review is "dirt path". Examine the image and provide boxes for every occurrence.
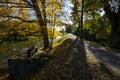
[84,41,120,77]
[25,37,93,80]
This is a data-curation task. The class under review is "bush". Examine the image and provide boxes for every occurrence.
[1,34,29,42]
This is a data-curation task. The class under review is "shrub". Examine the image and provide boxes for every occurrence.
[1,34,28,42]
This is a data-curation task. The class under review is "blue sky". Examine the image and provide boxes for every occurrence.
[59,0,73,24]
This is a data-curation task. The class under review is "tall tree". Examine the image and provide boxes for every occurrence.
[31,0,49,49]
[101,0,120,49]
[71,0,84,38]
[48,0,58,49]
[80,0,84,38]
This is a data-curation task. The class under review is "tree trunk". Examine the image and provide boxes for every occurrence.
[104,5,120,49]
[80,0,84,39]
[41,0,49,49]
[74,0,83,38]
[31,0,49,49]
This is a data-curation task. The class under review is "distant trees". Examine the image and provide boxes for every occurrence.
[84,14,111,46]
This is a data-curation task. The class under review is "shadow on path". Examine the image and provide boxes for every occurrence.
[27,37,93,80]
[68,38,93,80]
[85,41,120,76]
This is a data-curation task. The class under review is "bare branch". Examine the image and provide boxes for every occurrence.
[0,1,33,8]
[0,5,32,8]
[14,21,25,27]
[0,1,28,5]
[22,0,33,7]
[0,15,37,23]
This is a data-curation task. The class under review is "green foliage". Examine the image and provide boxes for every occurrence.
[71,0,111,46]
[66,25,73,33]
[72,26,79,35]
[84,14,111,46]
[0,33,28,43]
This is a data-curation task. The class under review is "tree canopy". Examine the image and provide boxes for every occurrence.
[0,0,120,49]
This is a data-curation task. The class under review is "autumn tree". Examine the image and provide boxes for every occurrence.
[47,0,62,49]
[0,0,62,49]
